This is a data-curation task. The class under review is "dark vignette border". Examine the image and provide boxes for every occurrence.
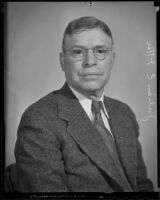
[1,1,160,200]
[154,0,160,190]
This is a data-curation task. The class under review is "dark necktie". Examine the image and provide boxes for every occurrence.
[91,100,133,192]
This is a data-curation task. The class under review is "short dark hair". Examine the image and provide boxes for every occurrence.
[62,16,113,51]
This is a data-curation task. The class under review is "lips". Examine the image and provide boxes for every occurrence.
[82,74,100,77]
[79,72,102,77]
[79,73,102,80]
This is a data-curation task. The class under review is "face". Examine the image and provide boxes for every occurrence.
[60,28,115,98]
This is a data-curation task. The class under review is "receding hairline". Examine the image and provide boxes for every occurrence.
[63,28,113,49]
[62,16,113,51]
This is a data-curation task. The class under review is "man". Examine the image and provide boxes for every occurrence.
[14,16,153,192]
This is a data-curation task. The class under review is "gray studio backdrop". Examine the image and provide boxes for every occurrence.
[5,2,157,190]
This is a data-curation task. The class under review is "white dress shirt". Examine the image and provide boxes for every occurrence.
[69,85,113,137]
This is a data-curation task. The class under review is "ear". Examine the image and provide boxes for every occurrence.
[59,52,65,72]
[111,51,115,69]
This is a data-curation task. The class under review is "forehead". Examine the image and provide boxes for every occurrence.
[64,28,112,48]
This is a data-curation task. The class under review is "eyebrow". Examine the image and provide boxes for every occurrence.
[71,45,110,49]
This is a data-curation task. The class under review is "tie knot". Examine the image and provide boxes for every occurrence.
[92,100,102,114]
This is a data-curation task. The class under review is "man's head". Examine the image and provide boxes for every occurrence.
[60,16,115,98]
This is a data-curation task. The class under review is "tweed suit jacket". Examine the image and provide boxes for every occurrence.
[14,82,153,192]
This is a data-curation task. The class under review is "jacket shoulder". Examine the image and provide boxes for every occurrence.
[104,96,139,137]
[21,89,61,121]
[104,96,136,119]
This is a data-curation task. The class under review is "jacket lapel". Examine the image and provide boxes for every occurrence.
[104,97,137,189]
[56,83,132,191]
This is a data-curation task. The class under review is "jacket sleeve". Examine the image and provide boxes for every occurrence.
[136,138,154,191]
[14,107,70,192]
[130,110,154,192]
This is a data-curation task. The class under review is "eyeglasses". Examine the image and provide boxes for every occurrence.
[63,47,112,60]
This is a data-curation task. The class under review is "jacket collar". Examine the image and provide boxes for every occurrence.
[57,82,136,190]
[104,97,137,190]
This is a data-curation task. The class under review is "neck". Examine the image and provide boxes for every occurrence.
[84,89,104,101]
[70,86,104,101]
[89,94,102,101]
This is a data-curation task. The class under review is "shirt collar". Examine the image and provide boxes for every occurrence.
[69,85,109,119]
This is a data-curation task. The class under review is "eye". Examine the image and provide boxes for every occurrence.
[96,48,107,54]
[72,49,83,55]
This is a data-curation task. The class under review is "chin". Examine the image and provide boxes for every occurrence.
[71,79,106,94]
[80,82,104,94]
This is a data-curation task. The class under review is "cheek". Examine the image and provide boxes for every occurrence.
[101,60,112,74]
[65,60,80,79]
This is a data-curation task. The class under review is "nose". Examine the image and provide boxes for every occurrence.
[83,49,97,67]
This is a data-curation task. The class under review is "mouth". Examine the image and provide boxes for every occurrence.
[79,73,102,77]
[79,74,101,80]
